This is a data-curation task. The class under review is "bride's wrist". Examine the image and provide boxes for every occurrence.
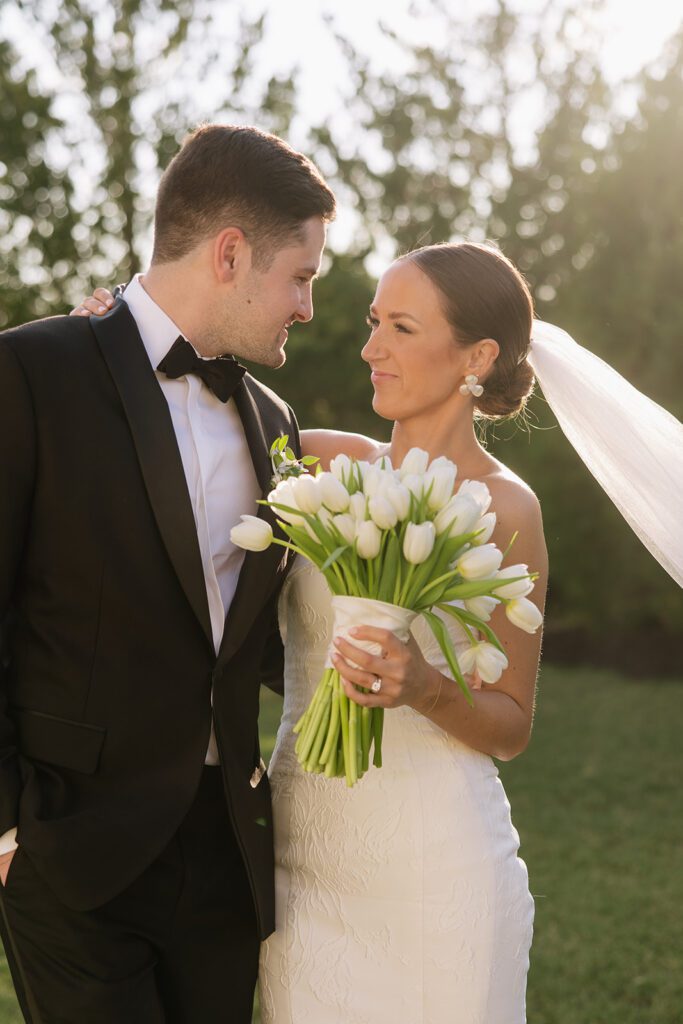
[415,667,444,717]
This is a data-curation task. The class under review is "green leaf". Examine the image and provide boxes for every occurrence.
[321,545,350,572]
[421,609,474,707]
[437,603,506,655]
[301,455,320,465]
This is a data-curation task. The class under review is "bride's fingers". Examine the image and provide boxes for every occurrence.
[69,297,109,317]
[332,635,387,678]
[330,649,378,692]
[339,672,385,708]
[93,287,114,305]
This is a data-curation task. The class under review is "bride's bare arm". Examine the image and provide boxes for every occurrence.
[332,474,548,762]
[300,429,386,470]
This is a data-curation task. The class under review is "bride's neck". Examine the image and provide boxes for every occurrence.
[389,407,491,475]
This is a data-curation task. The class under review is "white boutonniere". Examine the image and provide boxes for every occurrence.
[269,434,319,488]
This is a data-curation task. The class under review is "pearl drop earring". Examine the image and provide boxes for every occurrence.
[459,374,484,398]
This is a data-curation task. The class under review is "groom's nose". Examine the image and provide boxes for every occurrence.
[295,286,314,323]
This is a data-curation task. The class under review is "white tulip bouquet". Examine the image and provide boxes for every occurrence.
[231,441,542,787]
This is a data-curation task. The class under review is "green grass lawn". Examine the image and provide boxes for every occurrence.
[2,665,682,1023]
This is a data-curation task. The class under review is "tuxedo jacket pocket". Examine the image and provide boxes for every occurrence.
[12,708,106,775]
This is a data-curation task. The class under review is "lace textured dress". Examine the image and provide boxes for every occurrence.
[259,557,534,1024]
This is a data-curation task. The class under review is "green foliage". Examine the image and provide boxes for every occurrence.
[1,0,681,642]
[0,2,297,324]
[0,40,77,326]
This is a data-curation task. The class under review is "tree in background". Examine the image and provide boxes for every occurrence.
[1,0,681,658]
[0,39,77,326]
[0,1,296,324]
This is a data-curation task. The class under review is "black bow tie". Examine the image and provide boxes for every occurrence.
[157,337,246,403]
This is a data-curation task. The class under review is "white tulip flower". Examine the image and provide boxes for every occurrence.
[472,511,496,545]
[399,447,430,478]
[348,492,367,521]
[355,520,382,559]
[457,543,504,580]
[353,460,370,487]
[317,506,334,531]
[271,480,304,525]
[329,453,352,483]
[434,493,481,537]
[457,479,492,515]
[403,521,436,564]
[458,642,508,684]
[384,481,412,521]
[401,473,425,499]
[425,459,458,511]
[368,496,399,530]
[494,564,534,599]
[464,595,499,621]
[317,472,350,512]
[362,464,387,498]
[230,515,274,552]
[293,474,323,515]
[505,597,543,633]
[332,513,357,546]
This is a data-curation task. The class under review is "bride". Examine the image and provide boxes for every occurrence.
[259,241,545,1023]
[74,240,682,1023]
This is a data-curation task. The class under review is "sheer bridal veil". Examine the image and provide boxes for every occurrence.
[528,321,683,588]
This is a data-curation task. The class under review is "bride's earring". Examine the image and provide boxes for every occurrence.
[459,374,484,398]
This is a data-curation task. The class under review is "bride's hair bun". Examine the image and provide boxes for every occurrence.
[402,242,536,420]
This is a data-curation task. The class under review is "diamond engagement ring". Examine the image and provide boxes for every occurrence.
[371,677,382,694]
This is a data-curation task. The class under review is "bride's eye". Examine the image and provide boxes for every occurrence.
[366,315,378,329]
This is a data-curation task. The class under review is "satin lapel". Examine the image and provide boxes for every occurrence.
[217,378,289,666]
[92,301,213,649]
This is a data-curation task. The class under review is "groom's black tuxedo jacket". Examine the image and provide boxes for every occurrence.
[0,301,296,937]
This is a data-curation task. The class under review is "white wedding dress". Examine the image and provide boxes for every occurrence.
[259,557,534,1023]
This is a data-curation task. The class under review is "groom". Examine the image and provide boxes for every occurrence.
[0,124,335,1022]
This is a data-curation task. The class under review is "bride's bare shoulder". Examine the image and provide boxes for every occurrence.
[479,462,545,544]
[301,429,387,470]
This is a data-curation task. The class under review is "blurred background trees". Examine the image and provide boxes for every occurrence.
[1,0,681,664]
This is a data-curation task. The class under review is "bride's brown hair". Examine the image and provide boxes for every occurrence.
[401,242,536,419]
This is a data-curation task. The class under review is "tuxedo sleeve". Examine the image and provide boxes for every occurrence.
[0,339,36,834]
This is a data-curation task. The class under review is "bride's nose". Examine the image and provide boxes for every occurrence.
[361,329,385,364]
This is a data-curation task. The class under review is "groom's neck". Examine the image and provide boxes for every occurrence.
[140,262,207,345]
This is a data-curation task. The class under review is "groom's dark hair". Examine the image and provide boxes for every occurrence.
[151,124,336,269]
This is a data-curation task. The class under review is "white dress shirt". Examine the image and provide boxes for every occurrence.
[123,274,261,762]
[0,277,261,854]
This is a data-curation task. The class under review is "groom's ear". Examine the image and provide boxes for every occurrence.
[213,226,251,284]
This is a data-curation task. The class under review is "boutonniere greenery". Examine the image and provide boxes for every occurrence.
[270,434,319,489]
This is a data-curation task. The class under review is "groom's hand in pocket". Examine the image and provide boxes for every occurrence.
[0,849,16,887]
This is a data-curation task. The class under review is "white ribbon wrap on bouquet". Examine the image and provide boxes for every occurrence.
[326,596,418,669]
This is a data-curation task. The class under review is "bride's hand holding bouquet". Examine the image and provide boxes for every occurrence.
[232,439,542,786]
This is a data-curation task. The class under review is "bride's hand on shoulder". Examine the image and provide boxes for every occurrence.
[331,627,443,712]
[70,288,115,317]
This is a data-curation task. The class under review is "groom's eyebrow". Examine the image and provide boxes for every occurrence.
[369,305,422,324]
